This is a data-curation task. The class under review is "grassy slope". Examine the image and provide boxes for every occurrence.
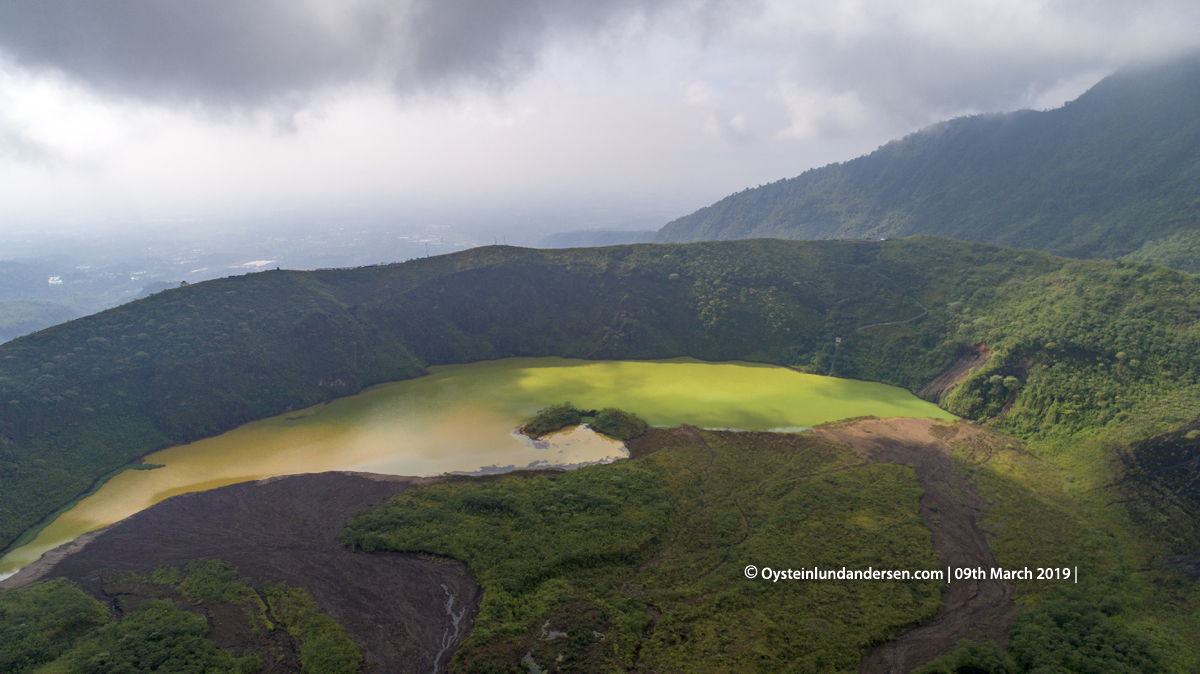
[345,421,1197,673]
[0,237,941,550]
[2,236,1200,670]
[655,55,1200,265]
[344,429,942,673]
[3,236,1200,554]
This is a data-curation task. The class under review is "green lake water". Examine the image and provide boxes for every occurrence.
[0,357,953,578]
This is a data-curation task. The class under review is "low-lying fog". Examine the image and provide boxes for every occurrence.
[0,200,682,342]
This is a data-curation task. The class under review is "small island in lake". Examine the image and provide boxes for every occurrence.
[521,403,649,442]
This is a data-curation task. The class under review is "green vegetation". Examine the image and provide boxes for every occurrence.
[345,428,942,672]
[656,55,1200,268]
[37,599,262,674]
[3,234,1200,670]
[1009,599,1163,673]
[914,640,1015,674]
[3,236,1200,559]
[264,585,362,674]
[0,580,108,673]
[178,558,258,604]
[916,425,1178,673]
[0,579,259,674]
[916,599,1164,674]
[521,403,648,441]
[521,402,583,437]
[1124,230,1200,274]
[1118,422,1200,552]
[589,408,648,441]
[4,461,163,557]
[0,561,360,674]
[176,559,273,633]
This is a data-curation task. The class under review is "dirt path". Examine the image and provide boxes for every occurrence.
[3,472,481,674]
[918,344,991,402]
[816,418,1018,674]
[853,299,930,333]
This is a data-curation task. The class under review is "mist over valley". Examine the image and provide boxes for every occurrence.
[3,5,1200,674]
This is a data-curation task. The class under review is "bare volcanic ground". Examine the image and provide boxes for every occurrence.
[816,418,1020,674]
[4,420,1025,673]
[918,343,990,403]
[3,472,481,674]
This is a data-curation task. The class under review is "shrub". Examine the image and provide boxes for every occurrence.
[521,403,582,438]
[589,408,649,441]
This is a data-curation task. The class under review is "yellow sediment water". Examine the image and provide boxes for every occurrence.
[0,357,953,577]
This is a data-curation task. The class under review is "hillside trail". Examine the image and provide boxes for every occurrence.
[816,418,1018,674]
[833,261,931,334]
[852,300,930,332]
[826,260,931,376]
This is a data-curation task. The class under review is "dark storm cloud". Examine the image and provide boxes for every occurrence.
[4,0,1195,121]
[0,0,696,104]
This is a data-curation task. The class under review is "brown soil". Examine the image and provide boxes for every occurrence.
[3,419,1022,673]
[624,429,668,460]
[3,472,481,674]
[919,343,990,402]
[816,417,1019,674]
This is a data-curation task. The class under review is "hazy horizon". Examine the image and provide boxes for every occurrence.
[0,0,1198,247]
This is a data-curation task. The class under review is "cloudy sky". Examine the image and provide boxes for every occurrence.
[0,0,1198,239]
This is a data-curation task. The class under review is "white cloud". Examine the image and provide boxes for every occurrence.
[685,80,718,106]
[0,0,1198,234]
[774,83,875,140]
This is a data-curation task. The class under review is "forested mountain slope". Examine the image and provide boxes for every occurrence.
[3,237,1200,557]
[655,55,1200,269]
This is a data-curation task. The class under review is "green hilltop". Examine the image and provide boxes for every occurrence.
[655,55,1200,271]
[4,236,1200,670]
[2,237,1199,553]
